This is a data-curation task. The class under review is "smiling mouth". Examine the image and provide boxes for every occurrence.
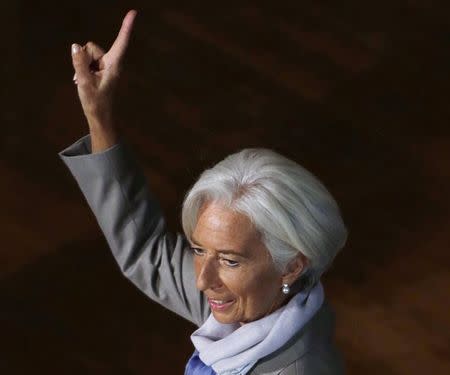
[208,298,235,311]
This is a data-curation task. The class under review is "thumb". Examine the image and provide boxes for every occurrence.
[71,43,92,85]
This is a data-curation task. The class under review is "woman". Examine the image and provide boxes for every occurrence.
[60,10,348,374]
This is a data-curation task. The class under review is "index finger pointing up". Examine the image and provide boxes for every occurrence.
[108,9,137,64]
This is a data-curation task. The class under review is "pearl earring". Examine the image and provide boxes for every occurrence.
[282,283,290,295]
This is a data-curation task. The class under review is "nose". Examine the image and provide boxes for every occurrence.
[196,256,222,292]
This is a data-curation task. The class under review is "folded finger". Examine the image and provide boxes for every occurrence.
[71,43,91,85]
[85,41,106,70]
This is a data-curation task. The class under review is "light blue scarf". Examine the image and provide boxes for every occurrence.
[187,281,324,375]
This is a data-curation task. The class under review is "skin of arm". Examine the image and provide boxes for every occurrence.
[88,117,119,153]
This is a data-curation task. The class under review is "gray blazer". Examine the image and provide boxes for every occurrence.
[58,134,346,375]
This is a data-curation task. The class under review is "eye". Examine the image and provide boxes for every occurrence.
[221,258,240,268]
[190,247,205,256]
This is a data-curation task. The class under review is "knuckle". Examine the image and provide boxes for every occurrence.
[86,41,95,49]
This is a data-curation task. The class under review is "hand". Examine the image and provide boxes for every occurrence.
[71,9,137,128]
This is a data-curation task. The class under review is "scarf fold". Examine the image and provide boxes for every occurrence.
[188,281,324,374]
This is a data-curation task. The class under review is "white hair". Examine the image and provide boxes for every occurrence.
[181,148,348,292]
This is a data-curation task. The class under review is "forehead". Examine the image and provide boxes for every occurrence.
[192,202,261,253]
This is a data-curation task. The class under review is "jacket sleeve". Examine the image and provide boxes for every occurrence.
[58,134,210,327]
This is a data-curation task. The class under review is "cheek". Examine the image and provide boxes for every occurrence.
[233,268,279,303]
[193,257,200,275]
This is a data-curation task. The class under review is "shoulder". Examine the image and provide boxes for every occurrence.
[277,347,346,375]
[249,299,346,375]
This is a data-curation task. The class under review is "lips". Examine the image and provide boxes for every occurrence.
[207,298,235,311]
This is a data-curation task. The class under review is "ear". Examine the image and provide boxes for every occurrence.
[281,253,308,286]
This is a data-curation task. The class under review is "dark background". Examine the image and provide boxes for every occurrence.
[1,1,449,374]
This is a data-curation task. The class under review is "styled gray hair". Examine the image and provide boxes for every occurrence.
[181,148,347,292]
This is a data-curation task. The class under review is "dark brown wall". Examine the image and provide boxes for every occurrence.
[1,2,449,374]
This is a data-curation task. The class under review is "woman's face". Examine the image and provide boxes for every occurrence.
[190,201,287,325]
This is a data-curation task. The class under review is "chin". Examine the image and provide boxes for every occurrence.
[212,311,238,324]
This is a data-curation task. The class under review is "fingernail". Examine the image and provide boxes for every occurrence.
[71,43,80,55]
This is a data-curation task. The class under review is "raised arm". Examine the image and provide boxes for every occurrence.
[61,10,210,326]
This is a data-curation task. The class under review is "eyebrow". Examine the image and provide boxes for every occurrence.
[189,236,248,258]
